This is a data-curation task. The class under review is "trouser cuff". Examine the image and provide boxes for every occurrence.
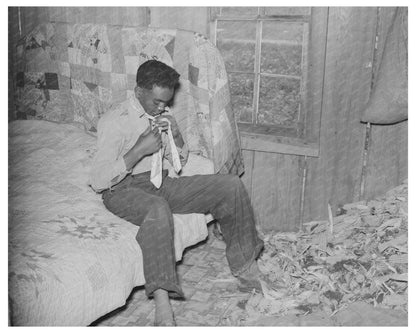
[231,241,264,277]
[145,280,185,299]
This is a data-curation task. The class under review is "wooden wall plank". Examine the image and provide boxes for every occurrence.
[47,7,68,23]
[45,7,149,26]
[9,7,20,122]
[240,149,257,227]
[304,7,328,144]
[149,7,209,36]
[240,133,319,157]
[251,151,302,231]
[364,122,408,199]
[118,7,150,27]
[240,149,254,196]
[303,7,377,222]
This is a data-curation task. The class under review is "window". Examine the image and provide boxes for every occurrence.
[210,7,323,156]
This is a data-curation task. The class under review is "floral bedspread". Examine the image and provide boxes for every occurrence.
[8,120,209,326]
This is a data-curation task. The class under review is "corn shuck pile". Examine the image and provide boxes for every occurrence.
[232,181,408,324]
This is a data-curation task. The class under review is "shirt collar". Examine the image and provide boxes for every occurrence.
[129,94,146,118]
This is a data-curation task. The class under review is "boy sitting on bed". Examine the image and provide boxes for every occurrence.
[89,60,264,326]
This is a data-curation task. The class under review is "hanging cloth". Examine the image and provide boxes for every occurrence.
[361,7,408,124]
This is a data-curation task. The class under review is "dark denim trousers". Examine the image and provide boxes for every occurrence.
[102,170,264,298]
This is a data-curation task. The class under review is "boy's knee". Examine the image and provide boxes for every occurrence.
[132,196,172,227]
[212,175,243,200]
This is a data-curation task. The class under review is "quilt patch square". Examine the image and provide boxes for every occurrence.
[124,56,141,75]
[188,64,199,86]
[107,26,125,74]
[57,61,71,77]
[45,73,59,90]
[165,37,175,59]
[16,72,24,88]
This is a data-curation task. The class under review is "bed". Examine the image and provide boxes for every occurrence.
[9,119,212,325]
[9,22,244,326]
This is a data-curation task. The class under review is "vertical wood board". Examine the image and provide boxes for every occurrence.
[304,7,328,144]
[39,7,149,26]
[9,7,21,121]
[149,7,209,36]
[365,122,407,199]
[304,7,377,222]
[251,151,302,231]
[240,149,254,197]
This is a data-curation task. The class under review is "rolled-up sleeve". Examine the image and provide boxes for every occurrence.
[89,117,131,192]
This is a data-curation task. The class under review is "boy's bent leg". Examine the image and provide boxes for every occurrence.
[135,199,184,299]
[160,174,264,277]
[102,177,184,299]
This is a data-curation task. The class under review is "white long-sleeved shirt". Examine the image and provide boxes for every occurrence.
[89,95,189,192]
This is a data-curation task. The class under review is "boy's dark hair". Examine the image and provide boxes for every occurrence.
[136,60,180,90]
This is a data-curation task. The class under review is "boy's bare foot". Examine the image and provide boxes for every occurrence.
[153,289,176,326]
[237,261,263,293]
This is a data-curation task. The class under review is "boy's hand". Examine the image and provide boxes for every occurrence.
[135,126,162,156]
[123,126,162,171]
[154,115,180,136]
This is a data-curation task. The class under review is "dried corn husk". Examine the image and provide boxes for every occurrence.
[236,180,409,325]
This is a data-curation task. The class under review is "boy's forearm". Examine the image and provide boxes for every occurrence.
[123,145,146,171]
[173,131,185,149]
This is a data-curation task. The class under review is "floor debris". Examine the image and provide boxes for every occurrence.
[227,180,408,325]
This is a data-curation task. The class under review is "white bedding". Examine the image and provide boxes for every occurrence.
[8,120,211,326]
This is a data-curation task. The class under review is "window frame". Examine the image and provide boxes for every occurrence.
[210,7,326,156]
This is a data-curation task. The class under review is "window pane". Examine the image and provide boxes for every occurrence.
[261,21,304,76]
[229,73,254,123]
[265,7,310,16]
[220,7,259,16]
[258,76,300,127]
[217,21,257,72]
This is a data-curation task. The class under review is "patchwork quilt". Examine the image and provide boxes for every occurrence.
[13,22,244,175]
[8,120,211,326]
